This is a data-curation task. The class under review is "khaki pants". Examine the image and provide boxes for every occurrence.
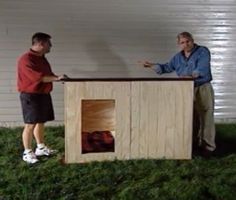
[193,82,216,151]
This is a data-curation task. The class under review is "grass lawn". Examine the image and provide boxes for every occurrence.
[0,124,236,200]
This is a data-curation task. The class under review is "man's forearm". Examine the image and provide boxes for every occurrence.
[41,75,59,82]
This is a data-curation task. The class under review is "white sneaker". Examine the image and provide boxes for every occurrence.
[23,151,39,164]
[35,146,57,156]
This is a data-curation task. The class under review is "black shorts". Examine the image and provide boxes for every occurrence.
[20,93,55,124]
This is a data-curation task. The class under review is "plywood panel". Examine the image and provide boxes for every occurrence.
[173,82,193,159]
[156,84,167,158]
[163,83,175,159]
[65,82,131,163]
[130,82,140,159]
[117,83,131,160]
[138,82,149,158]
[130,81,193,160]
[65,82,83,163]
[147,84,159,158]
[65,80,193,162]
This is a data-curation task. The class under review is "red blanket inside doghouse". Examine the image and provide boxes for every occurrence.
[82,131,114,153]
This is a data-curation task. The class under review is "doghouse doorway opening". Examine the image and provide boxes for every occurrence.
[81,99,115,154]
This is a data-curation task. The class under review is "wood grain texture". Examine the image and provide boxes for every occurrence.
[65,80,193,163]
[65,82,131,162]
[82,100,115,132]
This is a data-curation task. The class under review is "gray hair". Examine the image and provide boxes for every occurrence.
[177,32,194,42]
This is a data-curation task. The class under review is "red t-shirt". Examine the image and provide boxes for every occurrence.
[17,49,55,93]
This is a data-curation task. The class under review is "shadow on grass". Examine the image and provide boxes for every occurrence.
[215,135,236,157]
[192,124,236,158]
[214,124,236,157]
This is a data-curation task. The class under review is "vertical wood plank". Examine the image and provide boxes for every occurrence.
[130,82,140,159]
[65,82,84,163]
[164,83,175,158]
[147,83,159,158]
[138,82,149,158]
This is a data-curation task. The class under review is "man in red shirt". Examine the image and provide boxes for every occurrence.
[17,32,66,164]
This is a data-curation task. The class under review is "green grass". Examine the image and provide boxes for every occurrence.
[0,124,236,200]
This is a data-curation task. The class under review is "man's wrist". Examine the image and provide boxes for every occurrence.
[54,76,59,81]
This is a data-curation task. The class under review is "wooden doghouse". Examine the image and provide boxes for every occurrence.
[64,78,193,163]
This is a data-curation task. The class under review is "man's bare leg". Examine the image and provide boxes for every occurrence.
[34,123,57,156]
[22,124,36,150]
[22,123,39,163]
[33,123,45,144]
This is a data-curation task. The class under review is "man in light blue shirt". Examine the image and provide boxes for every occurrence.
[141,32,216,157]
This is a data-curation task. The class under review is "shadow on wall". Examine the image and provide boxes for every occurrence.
[72,39,129,78]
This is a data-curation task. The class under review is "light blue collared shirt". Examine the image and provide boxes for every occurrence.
[154,44,213,87]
